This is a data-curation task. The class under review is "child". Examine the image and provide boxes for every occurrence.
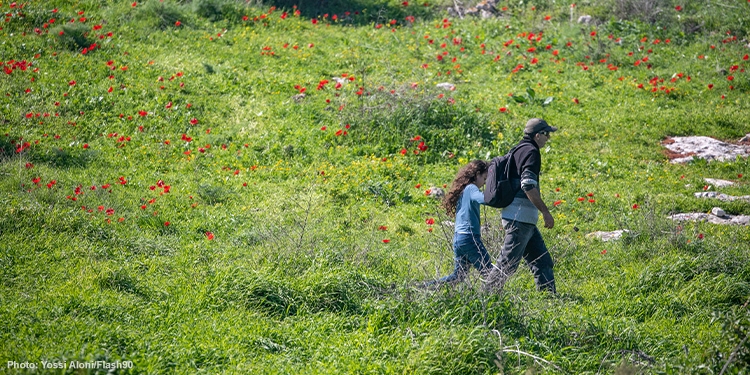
[431,160,493,285]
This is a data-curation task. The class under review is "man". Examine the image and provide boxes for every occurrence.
[492,118,557,293]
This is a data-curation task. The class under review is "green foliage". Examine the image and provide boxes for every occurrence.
[1,0,749,373]
[135,0,189,30]
[51,23,93,51]
[192,0,246,23]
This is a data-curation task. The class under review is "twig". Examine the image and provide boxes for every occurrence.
[501,348,565,373]
[453,0,464,19]
[719,331,750,375]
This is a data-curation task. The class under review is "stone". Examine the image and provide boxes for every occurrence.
[694,192,750,202]
[586,230,630,242]
[577,15,592,24]
[427,187,445,200]
[704,178,735,187]
[711,207,726,217]
[662,136,750,164]
[435,82,456,91]
[669,212,750,225]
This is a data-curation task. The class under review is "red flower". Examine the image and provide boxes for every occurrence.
[206,231,214,240]
[175,20,181,26]
[675,5,682,11]
[587,193,594,197]
[632,204,640,209]
[499,107,507,113]
[588,199,596,203]
[707,84,713,89]
[190,118,199,125]
[69,80,76,86]
[727,76,734,81]
[600,249,607,255]
[573,98,579,104]
[400,148,407,155]
[382,239,390,243]
[425,218,435,225]
[553,200,562,207]
[164,221,170,226]
[415,183,421,189]
[697,233,704,240]
[138,110,148,116]
[378,225,388,231]
[577,197,585,202]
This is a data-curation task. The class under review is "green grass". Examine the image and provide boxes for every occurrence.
[1,0,750,373]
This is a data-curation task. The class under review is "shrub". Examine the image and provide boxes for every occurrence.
[192,0,245,23]
[135,0,187,30]
[51,24,93,51]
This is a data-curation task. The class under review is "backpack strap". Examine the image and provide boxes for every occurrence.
[503,144,522,177]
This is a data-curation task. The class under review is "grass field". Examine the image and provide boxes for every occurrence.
[1,0,750,373]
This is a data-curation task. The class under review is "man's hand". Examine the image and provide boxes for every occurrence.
[525,187,554,229]
[542,211,554,229]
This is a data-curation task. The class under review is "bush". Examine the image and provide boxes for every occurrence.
[192,0,245,23]
[51,24,93,51]
[135,0,187,30]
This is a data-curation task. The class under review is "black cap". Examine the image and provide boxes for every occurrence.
[524,118,558,135]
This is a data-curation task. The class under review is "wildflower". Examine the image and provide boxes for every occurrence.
[426,218,435,225]
[190,118,199,125]
[206,232,214,240]
[632,204,640,209]
[553,200,562,207]
[164,221,170,226]
[675,5,682,11]
[382,239,390,243]
[378,226,388,231]
[697,233,704,240]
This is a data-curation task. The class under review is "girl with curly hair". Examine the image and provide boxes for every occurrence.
[431,159,494,285]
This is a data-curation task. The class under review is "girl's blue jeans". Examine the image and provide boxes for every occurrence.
[437,232,493,284]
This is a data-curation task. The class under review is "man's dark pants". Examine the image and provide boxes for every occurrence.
[496,220,556,293]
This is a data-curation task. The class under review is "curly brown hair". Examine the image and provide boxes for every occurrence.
[442,160,489,217]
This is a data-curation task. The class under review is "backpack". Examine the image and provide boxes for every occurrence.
[483,146,521,208]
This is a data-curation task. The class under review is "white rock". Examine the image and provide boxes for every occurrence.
[427,187,445,199]
[669,212,750,225]
[577,15,592,24]
[663,136,750,164]
[436,82,456,91]
[694,192,750,202]
[704,178,735,187]
[711,207,727,217]
[586,230,630,242]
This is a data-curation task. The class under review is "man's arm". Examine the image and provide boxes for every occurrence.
[525,187,554,228]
